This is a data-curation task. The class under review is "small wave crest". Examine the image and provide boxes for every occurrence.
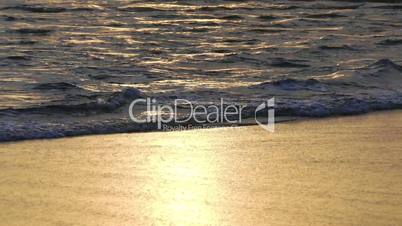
[11,28,53,35]
[33,82,81,91]
[250,59,402,116]
[2,88,142,114]
[0,4,102,13]
[378,39,402,46]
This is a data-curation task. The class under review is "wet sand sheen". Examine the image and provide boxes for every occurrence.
[0,111,402,226]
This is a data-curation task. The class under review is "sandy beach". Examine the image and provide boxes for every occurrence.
[0,110,401,226]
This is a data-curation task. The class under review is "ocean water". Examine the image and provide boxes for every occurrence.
[0,0,402,141]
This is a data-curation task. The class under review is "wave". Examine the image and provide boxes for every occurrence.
[372,5,402,9]
[198,6,238,11]
[1,5,66,13]
[221,15,244,20]
[253,78,327,92]
[1,88,142,114]
[378,39,402,46]
[318,45,356,51]
[0,4,101,13]
[254,59,402,90]
[366,58,402,72]
[303,13,348,19]
[11,28,53,35]
[258,15,279,21]
[5,55,31,61]
[248,28,287,33]
[117,6,168,12]
[266,5,298,10]
[308,4,363,10]
[270,59,310,68]
[33,82,82,91]
[1,60,402,142]
[252,59,402,115]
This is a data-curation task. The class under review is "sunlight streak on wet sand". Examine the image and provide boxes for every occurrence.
[0,111,402,225]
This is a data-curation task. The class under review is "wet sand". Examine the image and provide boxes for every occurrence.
[1,111,402,226]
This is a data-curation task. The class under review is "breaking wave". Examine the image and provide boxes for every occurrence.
[1,60,402,142]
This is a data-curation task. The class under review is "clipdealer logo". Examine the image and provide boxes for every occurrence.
[129,98,275,132]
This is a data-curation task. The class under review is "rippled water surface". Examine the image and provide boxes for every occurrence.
[0,0,402,141]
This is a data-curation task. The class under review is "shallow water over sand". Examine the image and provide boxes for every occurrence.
[1,111,401,225]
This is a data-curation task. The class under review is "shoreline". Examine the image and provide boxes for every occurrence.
[1,108,401,143]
